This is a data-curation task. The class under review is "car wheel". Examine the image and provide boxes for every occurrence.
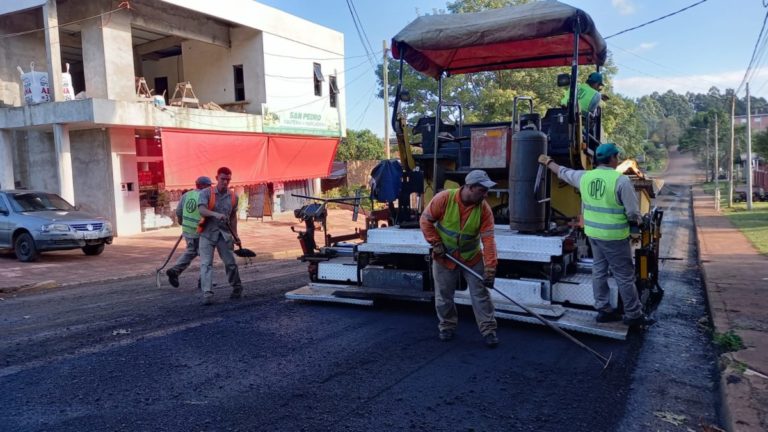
[82,243,105,256]
[14,232,39,262]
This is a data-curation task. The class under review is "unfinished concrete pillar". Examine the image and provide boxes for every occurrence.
[0,130,14,190]
[43,0,64,102]
[81,7,135,100]
[53,124,74,203]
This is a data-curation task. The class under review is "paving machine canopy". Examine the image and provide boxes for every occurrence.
[391,0,607,79]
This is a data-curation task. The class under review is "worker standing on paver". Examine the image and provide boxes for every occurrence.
[560,71,606,114]
[538,143,654,327]
[166,176,212,288]
[196,167,243,305]
[420,170,500,347]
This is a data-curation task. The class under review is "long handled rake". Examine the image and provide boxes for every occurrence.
[444,253,612,369]
[155,234,183,288]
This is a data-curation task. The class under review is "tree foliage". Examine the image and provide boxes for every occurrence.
[375,0,768,168]
[336,129,385,161]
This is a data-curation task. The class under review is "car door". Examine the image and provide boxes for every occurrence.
[0,193,12,247]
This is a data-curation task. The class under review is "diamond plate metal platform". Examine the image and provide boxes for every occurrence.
[552,272,619,308]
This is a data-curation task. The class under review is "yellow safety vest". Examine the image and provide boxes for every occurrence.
[580,169,629,240]
[435,189,482,261]
[181,190,201,236]
[561,82,601,113]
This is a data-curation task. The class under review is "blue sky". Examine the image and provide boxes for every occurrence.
[258,0,768,137]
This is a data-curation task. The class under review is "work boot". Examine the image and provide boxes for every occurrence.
[166,269,180,288]
[202,291,214,306]
[438,329,455,342]
[483,331,499,348]
[595,310,622,323]
[230,286,243,300]
[623,314,656,328]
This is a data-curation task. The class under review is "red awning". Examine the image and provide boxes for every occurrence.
[161,129,338,189]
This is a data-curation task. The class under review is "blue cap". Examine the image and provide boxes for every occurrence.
[595,143,620,160]
[586,72,604,86]
[195,176,212,187]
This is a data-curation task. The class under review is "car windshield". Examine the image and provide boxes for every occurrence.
[8,192,75,212]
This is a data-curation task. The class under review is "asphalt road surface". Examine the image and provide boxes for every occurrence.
[0,153,724,431]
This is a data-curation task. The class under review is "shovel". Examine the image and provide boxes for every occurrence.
[443,253,612,370]
[155,234,183,288]
[224,219,257,262]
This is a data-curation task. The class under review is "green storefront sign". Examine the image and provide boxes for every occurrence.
[262,104,341,136]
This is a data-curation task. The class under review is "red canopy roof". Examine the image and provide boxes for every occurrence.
[161,129,338,189]
[391,1,607,79]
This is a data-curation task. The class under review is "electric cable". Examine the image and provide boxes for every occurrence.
[605,0,709,40]
[265,56,372,81]
[610,43,724,89]
[264,51,377,61]
[736,9,768,94]
[348,0,377,65]
[0,4,130,39]
[345,0,377,69]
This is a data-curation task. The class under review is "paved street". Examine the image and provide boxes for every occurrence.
[0,152,726,432]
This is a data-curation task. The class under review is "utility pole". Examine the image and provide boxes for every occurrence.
[705,128,710,183]
[714,113,719,211]
[747,83,754,210]
[382,40,391,160]
[729,96,735,207]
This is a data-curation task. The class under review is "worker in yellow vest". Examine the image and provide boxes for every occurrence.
[420,170,499,347]
[539,144,655,327]
[560,72,606,114]
[166,176,212,288]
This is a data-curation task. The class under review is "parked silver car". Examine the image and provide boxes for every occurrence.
[0,190,113,262]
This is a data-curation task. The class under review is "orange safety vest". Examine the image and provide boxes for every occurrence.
[196,186,237,233]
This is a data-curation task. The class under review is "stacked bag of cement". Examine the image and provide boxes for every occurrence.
[17,62,75,105]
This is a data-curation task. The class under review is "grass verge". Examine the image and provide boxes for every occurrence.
[701,182,768,255]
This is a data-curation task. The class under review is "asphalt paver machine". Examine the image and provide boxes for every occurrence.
[286,1,663,340]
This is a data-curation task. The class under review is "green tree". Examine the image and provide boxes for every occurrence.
[753,129,768,160]
[336,129,385,161]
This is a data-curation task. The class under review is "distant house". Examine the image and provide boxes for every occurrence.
[734,113,768,133]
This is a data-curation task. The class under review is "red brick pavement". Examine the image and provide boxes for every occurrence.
[0,209,365,291]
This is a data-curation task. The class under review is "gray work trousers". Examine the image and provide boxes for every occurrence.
[589,237,642,319]
[199,232,242,293]
[169,233,199,275]
[433,259,497,336]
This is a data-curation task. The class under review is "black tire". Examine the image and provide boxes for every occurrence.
[14,232,39,262]
[82,243,105,256]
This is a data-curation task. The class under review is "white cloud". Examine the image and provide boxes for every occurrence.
[630,42,657,54]
[612,0,636,15]
[613,67,768,98]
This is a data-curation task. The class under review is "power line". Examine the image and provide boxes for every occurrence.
[345,0,376,69]
[264,51,377,61]
[736,9,768,94]
[0,4,130,39]
[610,43,724,89]
[348,0,377,64]
[605,0,709,40]
[265,56,373,81]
